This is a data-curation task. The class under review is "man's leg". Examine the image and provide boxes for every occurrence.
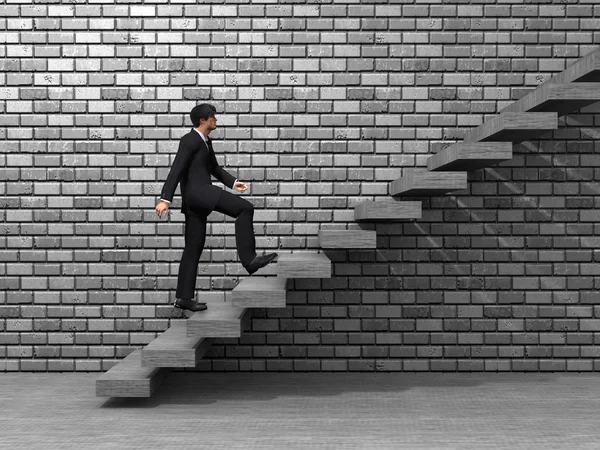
[212,189,257,267]
[175,211,208,299]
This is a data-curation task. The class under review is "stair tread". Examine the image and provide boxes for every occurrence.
[463,112,558,143]
[390,169,467,196]
[319,229,377,249]
[186,302,250,338]
[277,252,331,261]
[232,276,289,308]
[427,142,513,171]
[144,321,209,352]
[96,349,169,397]
[186,301,247,321]
[355,200,422,222]
[141,322,212,367]
[234,276,289,291]
[276,252,332,278]
[499,82,600,115]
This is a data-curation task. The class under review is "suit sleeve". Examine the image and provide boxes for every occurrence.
[209,146,237,189]
[159,138,195,203]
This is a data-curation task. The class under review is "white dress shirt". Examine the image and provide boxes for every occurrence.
[160,128,238,204]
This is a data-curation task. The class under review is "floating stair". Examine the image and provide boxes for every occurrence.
[354,200,422,222]
[318,229,377,249]
[232,276,289,308]
[498,83,600,116]
[389,169,468,196]
[276,252,332,278]
[141,321,213,368]
[96,349,171,398]
[427,142,513,172]
[186,301,250,338]
[97,48,600,400]
[96,250,333,398]
[463,112,558,143]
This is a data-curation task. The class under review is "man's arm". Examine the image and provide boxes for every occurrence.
[209,143,237,189]
[159,138,195,203]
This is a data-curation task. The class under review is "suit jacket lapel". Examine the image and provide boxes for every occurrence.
[191,128,207,149]
[191,128,216,173]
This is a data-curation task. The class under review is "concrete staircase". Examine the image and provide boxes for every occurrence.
[97,47,600,398]
[96,252,331,397]
[353,47,600,225]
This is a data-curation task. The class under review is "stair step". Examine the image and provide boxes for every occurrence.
[499,82,600,116]
[463,112,558,143]
[354,200,422,222]
[276,252,332,278]
[96,349,171,398]
[318,229,377,249]
[141,321,213,368]
[186,302,251,338]
[232,276,289,308]
[427,142,513,171]
[389,169,468,196]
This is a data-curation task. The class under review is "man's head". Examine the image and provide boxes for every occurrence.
[190,103,217,134]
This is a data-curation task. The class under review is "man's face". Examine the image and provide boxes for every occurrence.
[201,116,217,132]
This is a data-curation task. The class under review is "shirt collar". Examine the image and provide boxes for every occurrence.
[194,128,209,143]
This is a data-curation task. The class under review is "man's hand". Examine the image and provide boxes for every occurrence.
[156,201,169,218]
[234,181,248,193]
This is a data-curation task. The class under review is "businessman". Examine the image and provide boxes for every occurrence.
[155,104,278,312]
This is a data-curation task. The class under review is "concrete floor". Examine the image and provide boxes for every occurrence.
[1,372,598,449]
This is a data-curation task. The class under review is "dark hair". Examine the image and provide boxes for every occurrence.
[190,103,217,127]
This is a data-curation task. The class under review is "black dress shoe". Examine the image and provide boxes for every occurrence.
[173,298,207,312]
[245,252,278,275]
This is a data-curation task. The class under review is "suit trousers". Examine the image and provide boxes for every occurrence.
[175,189,257,300]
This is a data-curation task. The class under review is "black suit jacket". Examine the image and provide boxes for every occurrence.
[160,128,237,214]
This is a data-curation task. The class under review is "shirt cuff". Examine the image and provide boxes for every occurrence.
[233,179,238,187]
[160,198,171,204]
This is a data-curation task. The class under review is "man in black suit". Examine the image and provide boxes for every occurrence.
[155,104,278,312]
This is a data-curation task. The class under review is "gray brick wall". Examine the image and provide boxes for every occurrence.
[1,1,600,372]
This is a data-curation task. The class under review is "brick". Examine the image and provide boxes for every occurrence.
[4,7,600,376]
